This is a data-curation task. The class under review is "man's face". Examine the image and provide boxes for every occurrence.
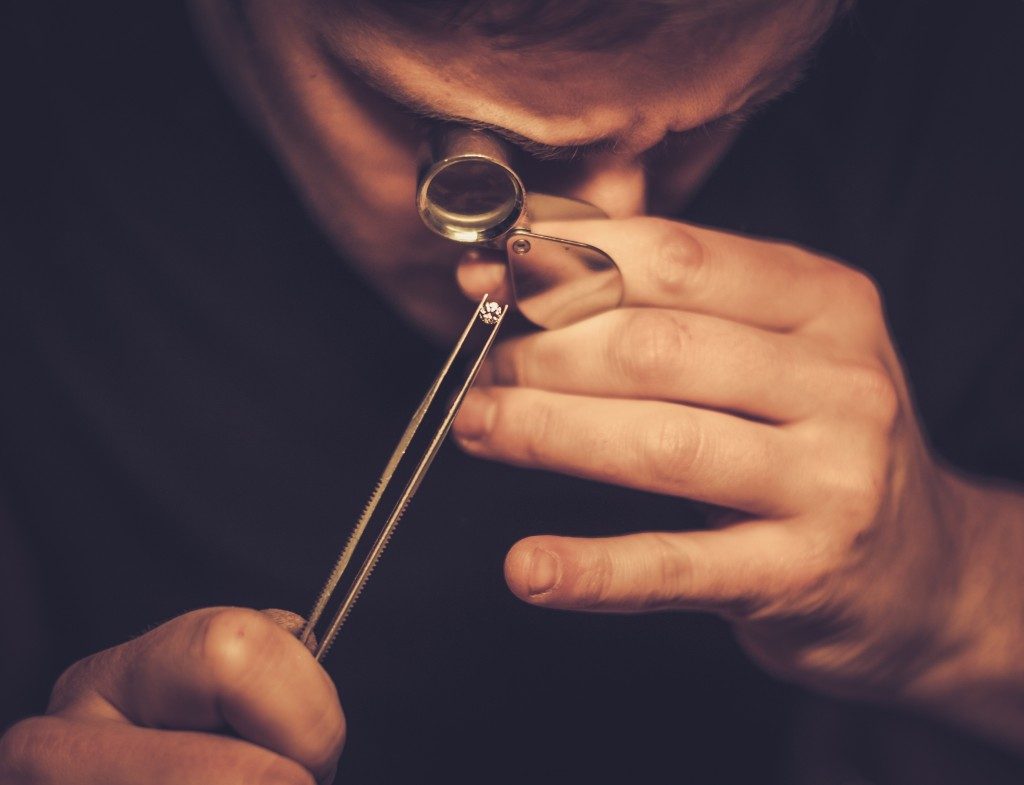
[193,0,838,336]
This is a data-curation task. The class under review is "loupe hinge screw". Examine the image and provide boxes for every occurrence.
[511,239,531,255]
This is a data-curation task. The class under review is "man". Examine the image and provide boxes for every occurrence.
[2,0,1022,782]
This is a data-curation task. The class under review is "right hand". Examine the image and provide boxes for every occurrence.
[0,607,345,784]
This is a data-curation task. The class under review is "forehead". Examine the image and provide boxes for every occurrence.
[321,1,835,147]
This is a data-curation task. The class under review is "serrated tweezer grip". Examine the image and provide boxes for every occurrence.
[301,294,508,661]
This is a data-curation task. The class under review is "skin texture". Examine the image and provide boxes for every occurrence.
[189,0,832,338]
[452,219,1024,753]
[0,609,344,785]
[4,0,1023,780]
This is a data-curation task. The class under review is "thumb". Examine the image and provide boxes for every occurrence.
[504,522,801,617]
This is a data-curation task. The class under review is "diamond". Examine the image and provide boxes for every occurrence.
[479,300,503,325]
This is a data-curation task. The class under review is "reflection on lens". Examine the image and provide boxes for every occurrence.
[419,157,524,242]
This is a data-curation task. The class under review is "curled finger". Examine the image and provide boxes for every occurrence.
[50,607,345,783]
[0,715,318,785]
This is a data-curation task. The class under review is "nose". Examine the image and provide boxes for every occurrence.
[561,155,648,218]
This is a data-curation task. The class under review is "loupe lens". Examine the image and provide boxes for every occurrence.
[419,156,524,243]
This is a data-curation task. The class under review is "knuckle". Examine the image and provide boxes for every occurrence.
[572,546,616,609]
[612,310,689,384]
[570,536,697,612]
[644,220,706,297]
[194,607,277,687]
[842,362,901,428]
[0,717,59,778]
[647,534,695,610]
[849,270,884,313]
[638,415,706,489]
[46,647,121,714]
[48,658,87,710]
[831,267,884,319]
[516,396,561,466]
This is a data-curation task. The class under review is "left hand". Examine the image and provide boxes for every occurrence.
[452,216,972,707]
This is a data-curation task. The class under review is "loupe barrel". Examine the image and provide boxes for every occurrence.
[417,127,525,243]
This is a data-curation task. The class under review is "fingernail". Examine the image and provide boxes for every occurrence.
[527,548,561,596]
[453,388,494,442]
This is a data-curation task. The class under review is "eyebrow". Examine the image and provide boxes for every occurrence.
[320,41,638,161]
[328,40,811,163]
[346,65,625,160]
[399,103,624,161]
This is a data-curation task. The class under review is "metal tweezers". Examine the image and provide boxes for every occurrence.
[300,294,508,661]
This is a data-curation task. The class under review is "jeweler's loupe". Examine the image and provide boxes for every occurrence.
[417,125,623,329]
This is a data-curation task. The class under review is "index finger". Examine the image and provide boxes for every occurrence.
[51,607,345,783]
[530,217,852,332]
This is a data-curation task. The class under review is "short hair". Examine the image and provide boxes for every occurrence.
[338,0,830,52]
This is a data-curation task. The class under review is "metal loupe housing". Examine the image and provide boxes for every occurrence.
[417,126,623,329]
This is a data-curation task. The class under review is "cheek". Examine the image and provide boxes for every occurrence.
[270,49,429,228]
[288,99,434,260]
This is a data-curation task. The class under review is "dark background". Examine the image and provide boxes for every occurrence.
[2,1,1023,782]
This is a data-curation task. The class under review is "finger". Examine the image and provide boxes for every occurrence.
[531,217,873,333]
[261,608,318,654]
[503,523,810,616]
[452,387,801,516]
[0,715,317,785]
[488,307,836,423]
[456,248,512,303]
[51,607,344,783]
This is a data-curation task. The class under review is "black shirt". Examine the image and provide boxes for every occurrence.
[3,1,1023,783]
